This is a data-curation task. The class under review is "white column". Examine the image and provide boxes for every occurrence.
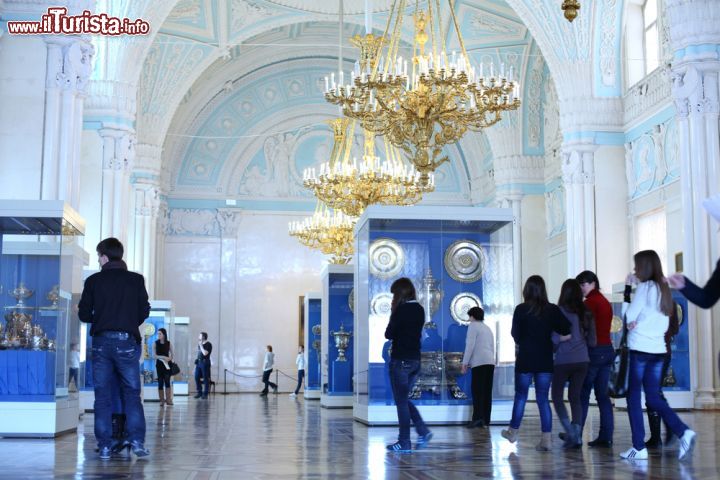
[41,37,94,208]
[98,127,135,246]
[667,0,720,408]
[497,195,523,303]
[561,143,597,277]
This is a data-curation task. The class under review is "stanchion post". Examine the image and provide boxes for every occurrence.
[224,369,227,395]
[275,369,279,393]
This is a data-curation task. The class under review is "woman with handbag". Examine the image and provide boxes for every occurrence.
[620,250,696,461]
[501,275,571,451]
[153,328,175,406]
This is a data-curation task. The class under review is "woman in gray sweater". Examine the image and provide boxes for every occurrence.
[552,279,596,448]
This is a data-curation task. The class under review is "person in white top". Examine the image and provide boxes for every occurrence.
[290,345,305,397]
[461,306,495,428]
[619,250,696,462]
[69,343,81,391]
[260,345,277,396]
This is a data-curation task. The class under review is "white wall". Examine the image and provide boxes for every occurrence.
[520,195,549,283]
[0,35,46,198]
[162,211,324,392]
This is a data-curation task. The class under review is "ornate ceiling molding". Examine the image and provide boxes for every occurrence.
[559,96,623,136]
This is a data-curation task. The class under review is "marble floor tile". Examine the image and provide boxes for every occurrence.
[0,394,718,479]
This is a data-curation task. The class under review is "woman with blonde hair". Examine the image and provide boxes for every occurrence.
[619,250,696,461]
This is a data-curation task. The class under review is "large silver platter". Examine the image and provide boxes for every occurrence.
[371,293,393,316]
[348,288,354,313]
[450,292,482,326]
[444,240,485,283]
[369,238,405,279]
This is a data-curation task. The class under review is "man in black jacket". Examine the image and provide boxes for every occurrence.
[79,237,151,459]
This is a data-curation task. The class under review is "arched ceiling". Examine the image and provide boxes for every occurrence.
[129,0,570,208]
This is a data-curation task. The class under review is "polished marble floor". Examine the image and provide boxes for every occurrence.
[0,394,718,479]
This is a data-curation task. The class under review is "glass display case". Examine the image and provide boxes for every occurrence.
[321,264,354,408]
[354,206,517,425]
[610,289,693,409]
[0,200,87,437]
[304,293,322,400]
[139,301,187,400]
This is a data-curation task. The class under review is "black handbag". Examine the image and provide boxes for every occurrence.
[169,361,181,376]
[608,318,630,399]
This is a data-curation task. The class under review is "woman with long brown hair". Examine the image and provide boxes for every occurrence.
[384,277,432,452]
[620,250,696,461]
[501,275,571,451]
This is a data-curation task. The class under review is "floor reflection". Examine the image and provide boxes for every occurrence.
[0,395,717,479]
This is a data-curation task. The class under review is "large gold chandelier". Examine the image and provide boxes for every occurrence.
[302,118,434,217]
[288,202,355,264]
[324,0,521,187]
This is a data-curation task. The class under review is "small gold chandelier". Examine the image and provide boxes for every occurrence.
[561,0,580,22]
[288,202,355,264]
[324,0,521,187]
[303,118,434,217]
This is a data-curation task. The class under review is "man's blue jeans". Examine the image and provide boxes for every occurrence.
[195,359,211,396]
[389,359,429,444]
[580,345,615,441]
[627,351,689,450]
[510,372,553,432]
[92,336,145,448]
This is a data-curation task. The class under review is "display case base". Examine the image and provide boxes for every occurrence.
[321,393,353,408]
[304,389,321,400]
[353,401,513,426]
[0,397,79,437]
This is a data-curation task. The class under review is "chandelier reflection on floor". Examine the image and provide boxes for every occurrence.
[302,118,434,218]
[288,202,355,264]
[324,0,521,187]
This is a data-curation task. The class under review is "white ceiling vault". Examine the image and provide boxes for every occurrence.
[89,0,623,208]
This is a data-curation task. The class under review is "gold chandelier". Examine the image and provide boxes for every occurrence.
[288,202,355,264]
[303,118,434,217]
[324,0,521,187]
[561,0,580,22]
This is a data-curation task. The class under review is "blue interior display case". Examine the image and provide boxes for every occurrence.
[353,206,517,425]
[320,264,355,408]
[609,288,693,409]
[304,292,322,400]
[0,200,87,437]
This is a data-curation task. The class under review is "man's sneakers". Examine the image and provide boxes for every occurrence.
[386,441,412,453]
[98,446,112,460]
[678,429,696,461]
[619,447,648,460]
[130,441,150,458]
[415,432,433,449]
[289,392,297,397]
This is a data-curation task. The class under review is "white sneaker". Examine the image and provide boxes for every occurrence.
[678,429,696,460]
[289,393,297,397]
[619,447,648,460]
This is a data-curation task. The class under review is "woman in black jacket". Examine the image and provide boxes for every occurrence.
[384,277,433,453]
[501,275,571,451]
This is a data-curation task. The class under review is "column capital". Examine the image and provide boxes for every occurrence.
[216,209,243,237]
[44,37,95,94]
[559,97,623,140]
[561,145,596,185]
[99,127,136,171]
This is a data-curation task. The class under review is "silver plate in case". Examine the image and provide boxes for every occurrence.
[371,293,393,316]
[369,238,405,279]
[444,240,485,283]
[450,292,482,326]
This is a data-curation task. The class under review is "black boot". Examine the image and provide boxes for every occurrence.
[110,413,128,453]
[645,411,662,448]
